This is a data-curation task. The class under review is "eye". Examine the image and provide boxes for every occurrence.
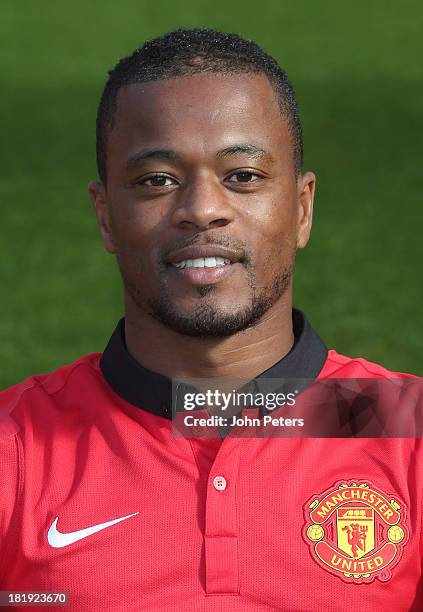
[138,174,177,187]
[226,171,262,183]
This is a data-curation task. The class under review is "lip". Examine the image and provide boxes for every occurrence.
[166,244,244,265]
[168,261,242,286]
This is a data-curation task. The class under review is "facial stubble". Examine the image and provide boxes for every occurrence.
[118,229,295,337]
[146,256,293,337]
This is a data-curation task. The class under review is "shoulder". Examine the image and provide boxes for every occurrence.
[0,353,103,432]
[320,349,420,379]
[0,354,104,556]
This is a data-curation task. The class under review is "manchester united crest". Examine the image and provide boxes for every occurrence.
[303,480,408,583]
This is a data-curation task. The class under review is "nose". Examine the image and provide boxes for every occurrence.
[171,173,235,230]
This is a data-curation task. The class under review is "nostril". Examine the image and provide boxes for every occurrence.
[209,219,229,228]
[179,220,197,229]
[177,219,229,231]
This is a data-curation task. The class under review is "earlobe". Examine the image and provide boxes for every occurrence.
[296,172,316,249]
[88,180,116,254]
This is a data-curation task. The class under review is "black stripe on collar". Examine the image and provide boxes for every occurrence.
[99,308,328,419]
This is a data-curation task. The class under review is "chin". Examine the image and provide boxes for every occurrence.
[148,295,274,338]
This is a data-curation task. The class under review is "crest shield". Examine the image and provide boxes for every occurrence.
[337,506,375,559]
[303,480,408,583]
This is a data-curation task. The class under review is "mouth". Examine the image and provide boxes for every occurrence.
[166,245,244,286]
[171,256,231,270]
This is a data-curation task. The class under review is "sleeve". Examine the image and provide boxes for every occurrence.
[0,385,24,584]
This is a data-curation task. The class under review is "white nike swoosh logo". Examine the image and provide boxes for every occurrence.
[47,512,139,548]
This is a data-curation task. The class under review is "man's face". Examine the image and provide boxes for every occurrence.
[90,72,315,337]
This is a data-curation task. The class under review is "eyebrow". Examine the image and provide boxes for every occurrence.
[126,149,179,168]
[126,143,275,169]
[216,144,275,163]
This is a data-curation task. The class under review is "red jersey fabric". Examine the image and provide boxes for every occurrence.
[0,311,421,611]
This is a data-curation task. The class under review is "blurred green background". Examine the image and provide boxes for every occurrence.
[1,1,422,388]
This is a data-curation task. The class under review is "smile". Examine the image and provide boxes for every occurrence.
[168,259,241,286]
[171,257,231,269]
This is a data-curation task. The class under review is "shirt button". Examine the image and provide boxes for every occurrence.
[213,476,227,491]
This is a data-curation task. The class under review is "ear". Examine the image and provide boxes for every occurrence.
[296,171,316,249]
[88,180,116,254]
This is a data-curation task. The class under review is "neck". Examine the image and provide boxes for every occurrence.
[124,293,295,381]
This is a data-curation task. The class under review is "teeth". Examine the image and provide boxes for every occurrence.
[172,257,231,269]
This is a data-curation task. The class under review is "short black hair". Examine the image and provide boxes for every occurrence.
[96,28,303,183]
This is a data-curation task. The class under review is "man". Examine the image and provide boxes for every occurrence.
[0,28,421,611]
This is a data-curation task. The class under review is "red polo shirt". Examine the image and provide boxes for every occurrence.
[0,310,421,611]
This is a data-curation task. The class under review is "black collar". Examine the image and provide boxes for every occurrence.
[100,308,328,419]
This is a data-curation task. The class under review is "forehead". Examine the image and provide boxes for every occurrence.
[108,73,290,158]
